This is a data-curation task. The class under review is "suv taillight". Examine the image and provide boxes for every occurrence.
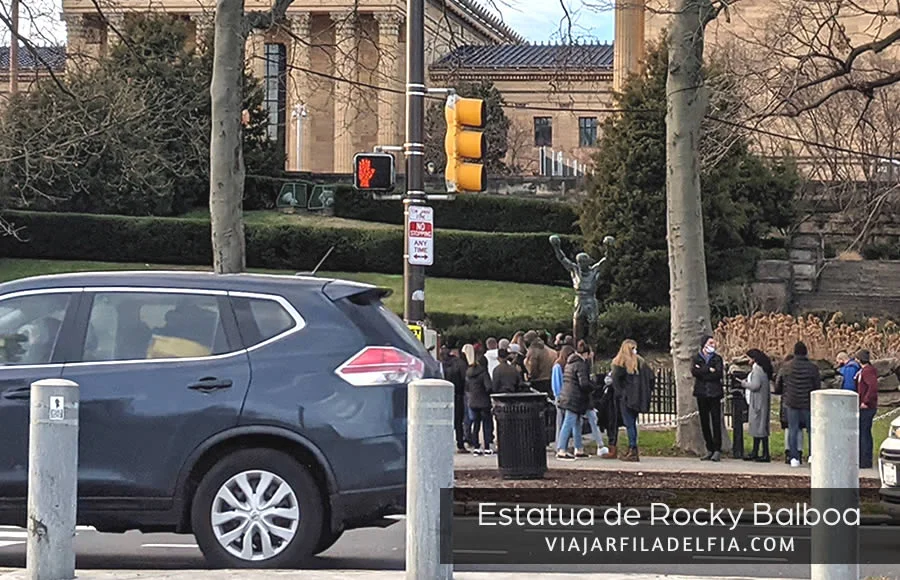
[335,346,425,386]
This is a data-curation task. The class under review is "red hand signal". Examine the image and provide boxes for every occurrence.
[358,158,376,188]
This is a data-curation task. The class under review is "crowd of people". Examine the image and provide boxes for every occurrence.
[439,330,654,462]
[770,342,880,468]
[440,331,880,468]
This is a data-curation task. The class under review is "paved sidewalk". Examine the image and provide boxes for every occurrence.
[454,450,882,480]
[0,570,786,580]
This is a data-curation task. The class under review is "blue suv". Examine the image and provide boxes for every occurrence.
[0,271,438,568]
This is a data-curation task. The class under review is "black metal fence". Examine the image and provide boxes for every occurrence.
[595,365,739,429]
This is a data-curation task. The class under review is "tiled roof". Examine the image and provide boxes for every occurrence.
[0,46,66,72]
[449,0,525,43]
[431,43,614,71]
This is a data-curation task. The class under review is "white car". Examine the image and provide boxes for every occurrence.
[879,415,900,517]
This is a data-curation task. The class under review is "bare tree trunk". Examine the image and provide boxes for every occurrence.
[209,0,247,273]
[9,0,19,96]
[666,0,729,454]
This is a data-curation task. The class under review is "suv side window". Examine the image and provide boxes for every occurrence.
[232,296,297,348]
[0,293,72,365]
[83,292,230,362]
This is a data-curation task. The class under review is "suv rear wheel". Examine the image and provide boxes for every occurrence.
[191,448,324,568]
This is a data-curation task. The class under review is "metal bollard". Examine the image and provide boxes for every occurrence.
[406,379,454,580]
[27,379,80,580]
[810,389,858,580]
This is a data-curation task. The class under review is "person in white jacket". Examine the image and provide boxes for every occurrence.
[484,337,500,379]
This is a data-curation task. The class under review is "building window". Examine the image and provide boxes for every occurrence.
[579,117,598,147]
[264,43,287,152]
[534,117,552,147]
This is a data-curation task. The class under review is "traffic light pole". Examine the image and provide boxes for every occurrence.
[403,0,426,324]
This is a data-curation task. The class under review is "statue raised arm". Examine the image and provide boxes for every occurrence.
[590,236,615,271]
[549,235,575,272]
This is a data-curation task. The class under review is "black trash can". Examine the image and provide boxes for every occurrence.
[491,392,549,480]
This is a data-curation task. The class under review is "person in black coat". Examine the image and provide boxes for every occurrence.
[441,346,469,453]
[555,344,594,460]
[778,341,821,466]
[492,348,524,394]
[692,334,725,462]
[607,339,651,462]
[464,346,495,455]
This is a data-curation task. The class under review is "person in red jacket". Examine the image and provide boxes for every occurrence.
[855,349,879,469]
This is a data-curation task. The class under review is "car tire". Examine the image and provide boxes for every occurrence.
[191,448,324,569]
[313,527,345,555]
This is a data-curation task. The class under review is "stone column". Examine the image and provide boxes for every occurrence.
[192,11,215,52]
[613,0,645,93]
[375,13,403,149]
[288,13,312,171]
[331,11,357,173]
[106,11,125,49]
[62,12,86,63]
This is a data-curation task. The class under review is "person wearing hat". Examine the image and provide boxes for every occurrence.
[856,349,879,469]
[691,334,725,461]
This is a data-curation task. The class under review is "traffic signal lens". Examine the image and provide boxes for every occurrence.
[456,162,485,192]
[457,131,484,159]
[456,98,485,128]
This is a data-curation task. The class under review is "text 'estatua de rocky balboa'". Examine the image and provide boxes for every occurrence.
[477,502,862,531]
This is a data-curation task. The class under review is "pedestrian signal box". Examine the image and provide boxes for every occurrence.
[353,153,395,192]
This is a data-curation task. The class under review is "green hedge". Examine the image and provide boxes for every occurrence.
[428,313,569,348]
[431,304,671,356]
[333,186,580,234]
[594,303,671,356]
[0,211,581,285]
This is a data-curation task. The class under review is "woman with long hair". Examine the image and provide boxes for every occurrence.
[556,340,594,460]
[552,345,576,448]
[460,344,476,447]
[608,339,642,462]
[741,348,774,462]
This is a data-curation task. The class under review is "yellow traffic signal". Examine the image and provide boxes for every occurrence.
[444,94,486,193]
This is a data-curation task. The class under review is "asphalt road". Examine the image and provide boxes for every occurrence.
[1,518,898,578]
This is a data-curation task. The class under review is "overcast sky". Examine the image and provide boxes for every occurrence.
[1,0,615,46]
[489,0,615,42]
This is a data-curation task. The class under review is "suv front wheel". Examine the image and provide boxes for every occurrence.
[191,448,324,568]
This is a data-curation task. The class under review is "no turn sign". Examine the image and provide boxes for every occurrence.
[407,206,434,266]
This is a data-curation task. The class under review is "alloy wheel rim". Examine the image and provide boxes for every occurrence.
[211,469,300,561]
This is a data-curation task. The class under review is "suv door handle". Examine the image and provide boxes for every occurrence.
[2,386,31,400]
[187,377,233,393]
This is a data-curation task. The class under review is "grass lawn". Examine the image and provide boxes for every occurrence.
[583,420,892,460]
[0,258,572,323]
